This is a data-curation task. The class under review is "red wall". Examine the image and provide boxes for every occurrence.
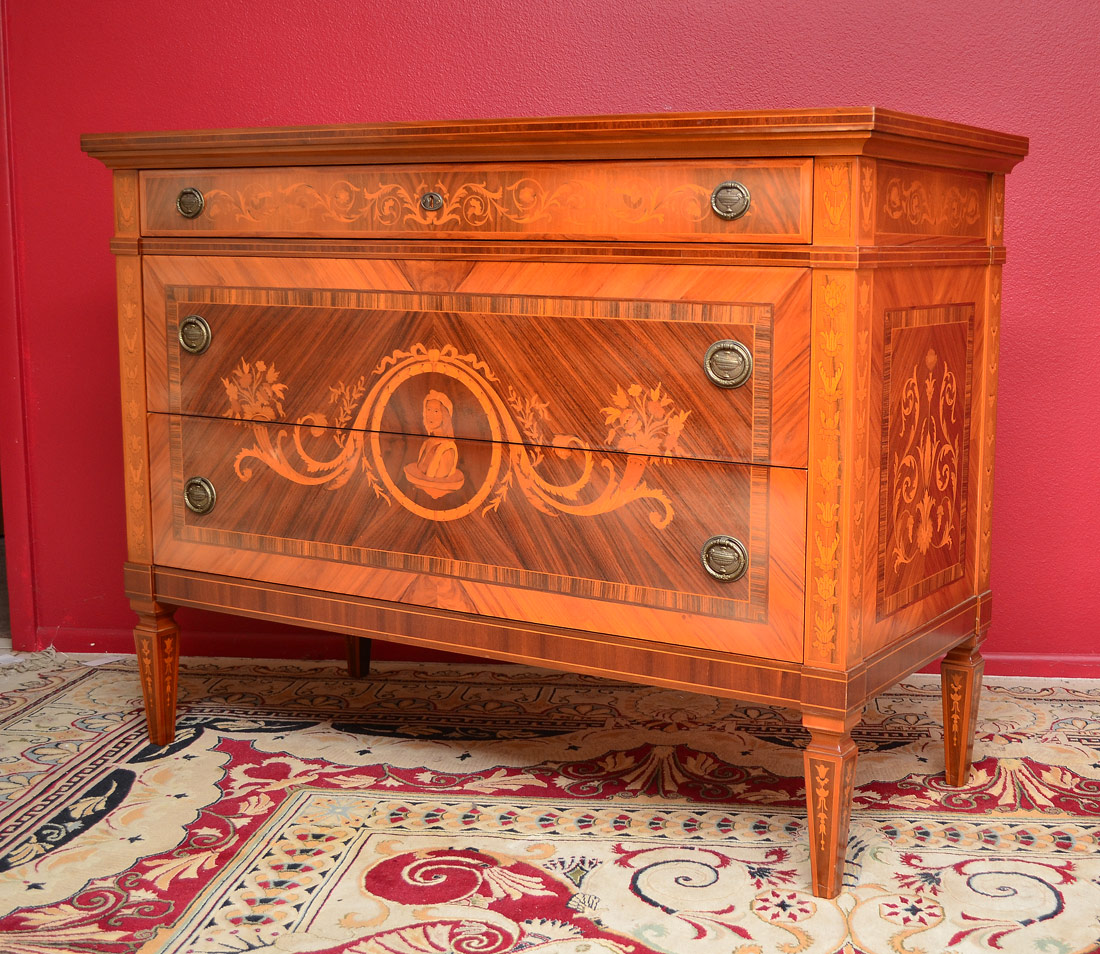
[1,0,1097,672]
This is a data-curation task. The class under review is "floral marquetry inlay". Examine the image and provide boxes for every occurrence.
[808,273,851,663]
[991,176,1006,243]
[859,163,875,235]
[890,347,959,564]
[821,162,851,230]
[878,305,973,617]
[113,171,139,235]
[225,344,689,528]
[204,177,601,231]
[884,179,981,229]
[947,670,965,745]
[980,271,1003,588]
[878,163,987,238]
[849,279,872,656]
[813,160,855,244]
[201,177,723,232]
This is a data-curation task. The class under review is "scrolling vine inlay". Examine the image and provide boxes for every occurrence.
[879,164,986,237]
[206,177,596,230]
[200,175,717,232]
[890,347,959,567]
[224,344,689,527]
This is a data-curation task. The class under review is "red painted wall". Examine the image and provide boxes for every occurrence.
[1,0,1097,672]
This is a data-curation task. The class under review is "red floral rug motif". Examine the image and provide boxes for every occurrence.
[1,656,1100,953]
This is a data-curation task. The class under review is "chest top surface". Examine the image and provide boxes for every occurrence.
[82,107,1028,170]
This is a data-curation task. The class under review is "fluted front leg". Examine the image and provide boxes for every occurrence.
[132,599,180,745]
[941,634,986,786]
[802,710,861,898]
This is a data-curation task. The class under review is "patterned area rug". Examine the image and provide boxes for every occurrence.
[2,654,1100,953]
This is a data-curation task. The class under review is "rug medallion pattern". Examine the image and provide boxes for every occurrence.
[1,657,1100,953]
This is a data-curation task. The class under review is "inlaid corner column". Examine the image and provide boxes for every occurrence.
[812,156,877,247]
[346,635,372,678]
[805,267,876,672]
[131,598,180,745]
[941,630,986,786]
[802,707,863,898]
[111,170,154,565]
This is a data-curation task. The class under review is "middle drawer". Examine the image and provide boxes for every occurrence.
[145,259,811,468]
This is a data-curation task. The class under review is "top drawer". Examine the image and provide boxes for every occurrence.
[140,160,813,243]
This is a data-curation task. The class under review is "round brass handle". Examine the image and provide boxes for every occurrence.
[183,476,217,515]
[176,187,205,219]
[703,339,753,388]
[710,181,750,220]
[701,535,748,582]
[178,314,212,355]
[420,191,444,212]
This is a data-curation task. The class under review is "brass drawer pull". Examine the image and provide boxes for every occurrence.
[701,535,748,582]
[703,339,753,388]
[710,181,750,220]
[178,314,212,355]
[183,476,217,515]
[176,187,205,219]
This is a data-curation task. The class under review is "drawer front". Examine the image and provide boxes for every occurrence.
[149,264,810,469]
[149,414,807,661]
[140,160,813,243]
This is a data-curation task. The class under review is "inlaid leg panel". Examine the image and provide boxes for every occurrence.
[131,599,180,745]
[941,634,986,786]
[802,711,862,898]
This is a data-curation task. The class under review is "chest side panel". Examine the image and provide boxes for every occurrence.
[861,265,989,656]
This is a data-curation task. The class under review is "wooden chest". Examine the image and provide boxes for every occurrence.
[82,109,1027,897]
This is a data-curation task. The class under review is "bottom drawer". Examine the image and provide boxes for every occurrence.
[148,414,807,661]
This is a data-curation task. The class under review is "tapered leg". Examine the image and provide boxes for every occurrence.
[347,636,372,678]
[802,710,861,898]
[132,599,180,745]
[941,634,985,786]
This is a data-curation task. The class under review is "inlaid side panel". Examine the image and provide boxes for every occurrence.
[859,266,987,657]
[147,415,808,660]
[874,161,989,245]
[140,159,814,243]
[877,303,973,617]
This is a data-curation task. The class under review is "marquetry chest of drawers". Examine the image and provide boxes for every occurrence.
[83,109,1027,897]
